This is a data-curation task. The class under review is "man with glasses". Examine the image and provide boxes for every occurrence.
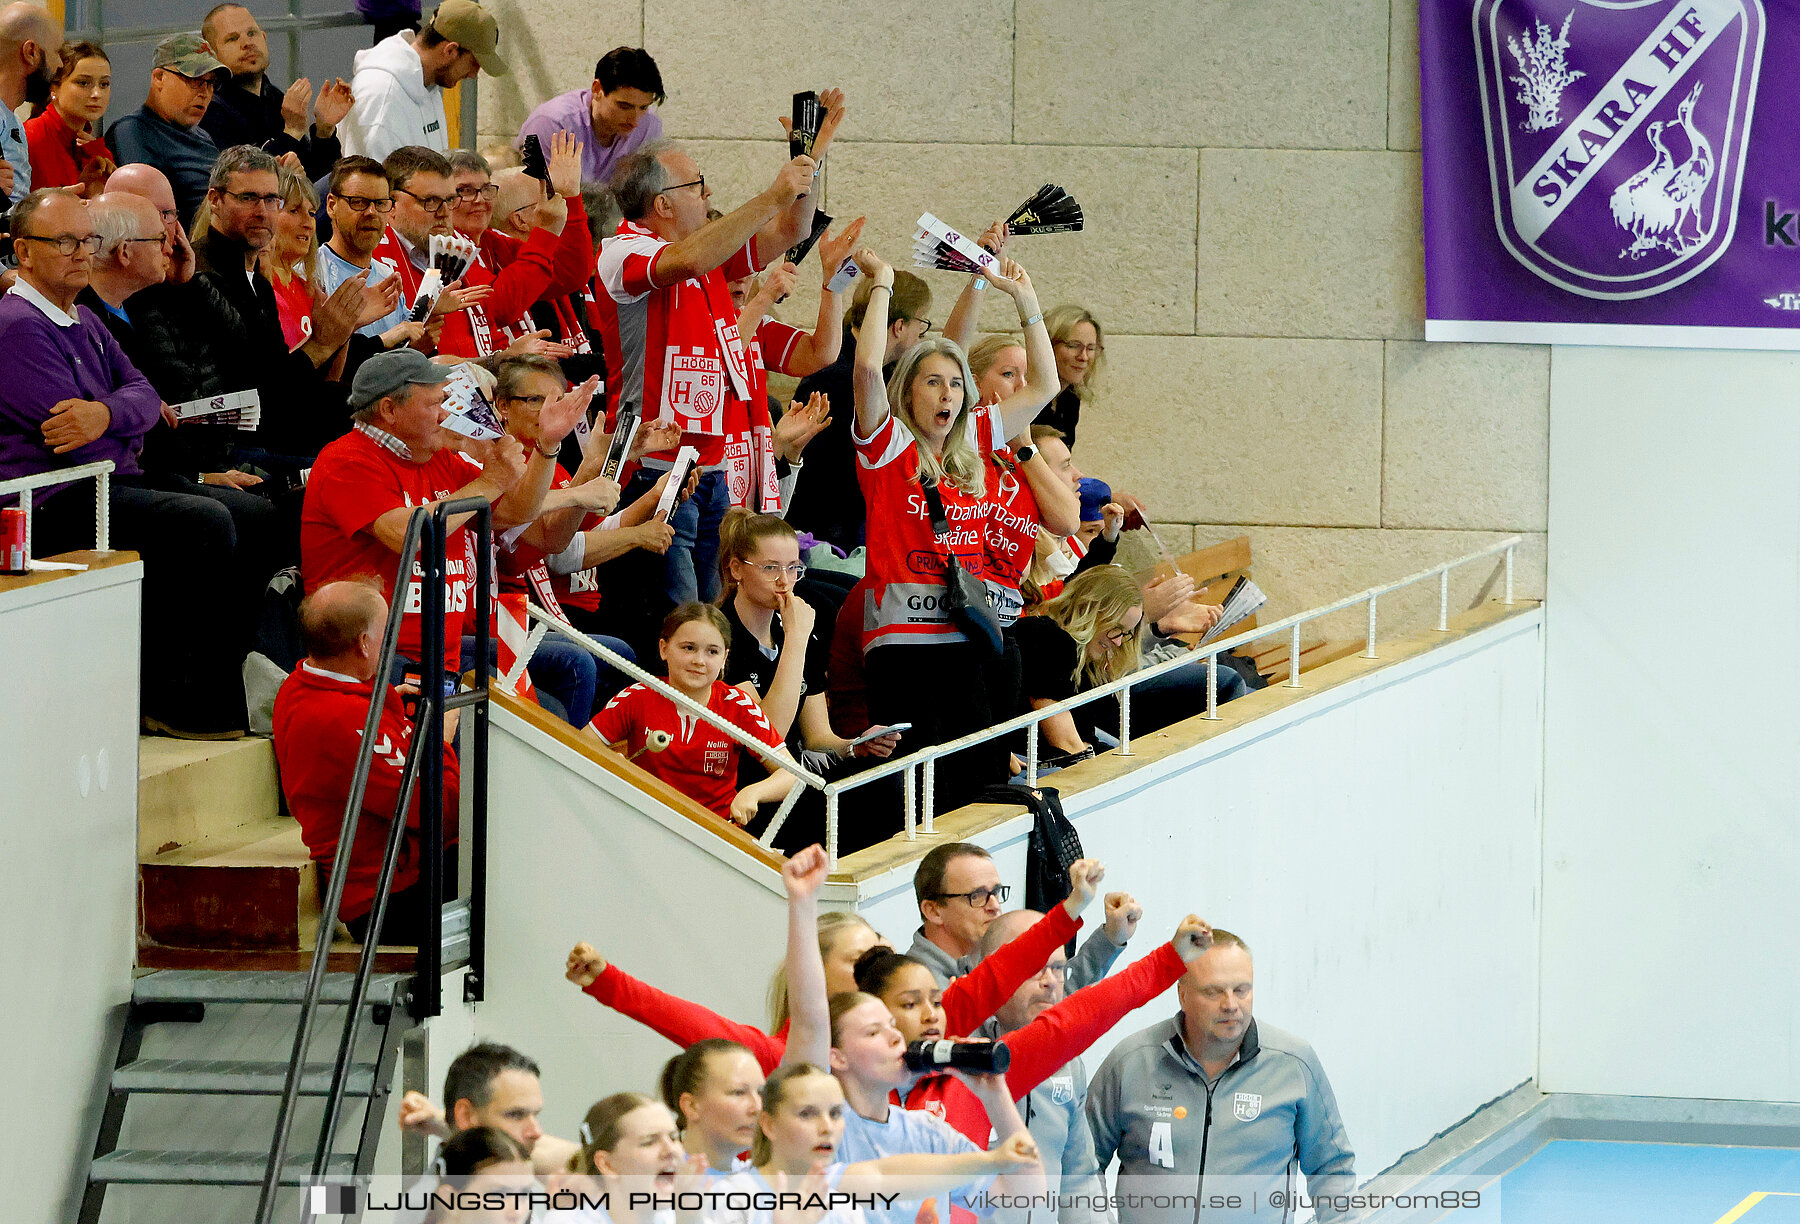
[594,126,835,618]
[107,33,232,224]
[104,163,198,284]
[322,154,413,341]
[192,144,369,460]
[0,188,258,737]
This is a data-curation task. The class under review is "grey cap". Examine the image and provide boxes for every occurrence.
[349,348,454,410]
[153,32,229,80]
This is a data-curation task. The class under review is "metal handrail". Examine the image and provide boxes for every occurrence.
[0,461,115,557]
[256,499,494,1222]
[521,536,1524,866]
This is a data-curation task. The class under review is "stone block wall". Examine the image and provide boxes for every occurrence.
[477,0,1548,635]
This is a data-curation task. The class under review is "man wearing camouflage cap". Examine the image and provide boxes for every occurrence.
[343,0,508,163]
[107,32,231,223]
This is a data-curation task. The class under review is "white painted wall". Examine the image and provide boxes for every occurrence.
[477,719,793,1142]
[487,613,1545,1179]
[0,566,142,1224]
[1542,347,1800,1101]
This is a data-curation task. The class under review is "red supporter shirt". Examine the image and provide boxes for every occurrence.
[24,108,113,192]
[982,448,1041,629]
[853,406,1004,652]
[581,903,1088,1073]
[300,428,483,673]
[723,317,805,509]
[372,222,563,358]
[497,459,603,614]
[594,219,761,467]
[588,679,785,819]
[271,663,460,922]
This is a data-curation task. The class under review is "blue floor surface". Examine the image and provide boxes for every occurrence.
[1491,1140,1800,1224]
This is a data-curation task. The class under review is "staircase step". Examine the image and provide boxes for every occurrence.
[132,969,406,1007]
[114,1058,379,1096]
[138,734,280,858]
[90,1148,356,1186]
[138,818,323,951]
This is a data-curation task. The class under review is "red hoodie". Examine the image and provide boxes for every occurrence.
[271,663,460,921]
[582,903,1088,1071]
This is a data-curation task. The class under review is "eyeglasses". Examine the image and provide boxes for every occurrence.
[754,562,808,580]
[156,207,179,225]
[932,885,1010,908]
[909,318,935,336]
[121,235,170,250]
[332,193,395,213]
[455,183,501,201]
[1056,340,1103,357]
[220,190,283,209]
[659,176,706,198]
[1103,627,1133,648]
[396,188,456,214]
[19,233,102,255]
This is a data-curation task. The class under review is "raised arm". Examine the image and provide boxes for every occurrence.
[564,942,787,1071]
[844,1130,1042,1195]
[942,221,1007,352]
[754,88,846,264]
[783,217,864,375]
[653,156,815,288]
[1000,916,1213,1099]
[984,259,1058,440]
[1063,890,1139,992]
[1013,446,1080,538]
[852,248,895,438]
[779,844,833,1068]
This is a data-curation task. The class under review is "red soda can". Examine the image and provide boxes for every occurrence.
[1,506,25,573]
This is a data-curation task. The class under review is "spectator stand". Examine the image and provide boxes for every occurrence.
[75,500,497,1224]
[517,534,1527,867]
[62,0,371,124]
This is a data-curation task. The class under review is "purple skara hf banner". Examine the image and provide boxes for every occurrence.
[1417,0,1800,348]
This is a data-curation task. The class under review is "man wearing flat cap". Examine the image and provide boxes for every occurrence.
[300,350,537,685]
[107,32,232,223]
[343,0,508,162]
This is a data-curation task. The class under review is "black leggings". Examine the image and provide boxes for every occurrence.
[861,636,1021,831]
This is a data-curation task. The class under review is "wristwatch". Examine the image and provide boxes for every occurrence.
[1014,445,1037,465]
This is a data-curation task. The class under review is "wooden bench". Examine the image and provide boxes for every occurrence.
[1151,535,1366,685]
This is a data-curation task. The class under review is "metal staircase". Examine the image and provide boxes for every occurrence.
[79,502,494,1224]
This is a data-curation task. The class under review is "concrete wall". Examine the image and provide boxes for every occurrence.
[851,610,1546,1179]
[480,610,1545,1180]
[0,565,142,1224]
[476,0,1549,634]
[1540,348,1800,1101]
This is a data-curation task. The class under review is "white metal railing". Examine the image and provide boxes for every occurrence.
[0,461,115,560]
[526,534,1523,867]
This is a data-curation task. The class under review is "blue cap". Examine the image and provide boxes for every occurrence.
[1078,477,1112,523]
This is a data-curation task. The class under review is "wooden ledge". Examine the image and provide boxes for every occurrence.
[0,549,139,596]
[832,600,1543,883]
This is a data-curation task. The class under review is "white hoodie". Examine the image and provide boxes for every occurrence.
[342,32,448,162]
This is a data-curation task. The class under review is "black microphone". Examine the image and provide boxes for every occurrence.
[904,1039,1011,1074]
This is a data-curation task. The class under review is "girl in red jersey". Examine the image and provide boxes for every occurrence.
[584,604,798,825]
[847,247,1062,820]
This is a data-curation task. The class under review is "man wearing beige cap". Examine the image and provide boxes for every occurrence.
[107,32,231,223]
[343,0,507,163]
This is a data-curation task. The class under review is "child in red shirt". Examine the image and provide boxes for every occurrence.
[586,603,797,825]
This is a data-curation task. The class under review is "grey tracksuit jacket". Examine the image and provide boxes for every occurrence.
[1085,1016,1357,1224]
[911,924,1126,1224]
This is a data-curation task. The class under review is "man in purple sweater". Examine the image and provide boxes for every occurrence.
[0,188,261,738]
[517,46,663,186]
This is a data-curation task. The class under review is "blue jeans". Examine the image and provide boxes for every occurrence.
[623,466,729,605]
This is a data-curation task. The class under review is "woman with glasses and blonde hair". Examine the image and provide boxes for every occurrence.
[1015,566,1144,759]
[1040,304,1105,449]
[847,245,1061,818]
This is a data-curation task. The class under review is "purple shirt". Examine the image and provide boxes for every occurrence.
[517,87,663,187]
[0,284,163,508]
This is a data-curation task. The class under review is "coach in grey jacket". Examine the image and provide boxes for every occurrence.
[1086,931,1356,1224]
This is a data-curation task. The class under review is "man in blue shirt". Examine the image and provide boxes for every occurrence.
[108,33,231,223]
[0,1,63,203]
